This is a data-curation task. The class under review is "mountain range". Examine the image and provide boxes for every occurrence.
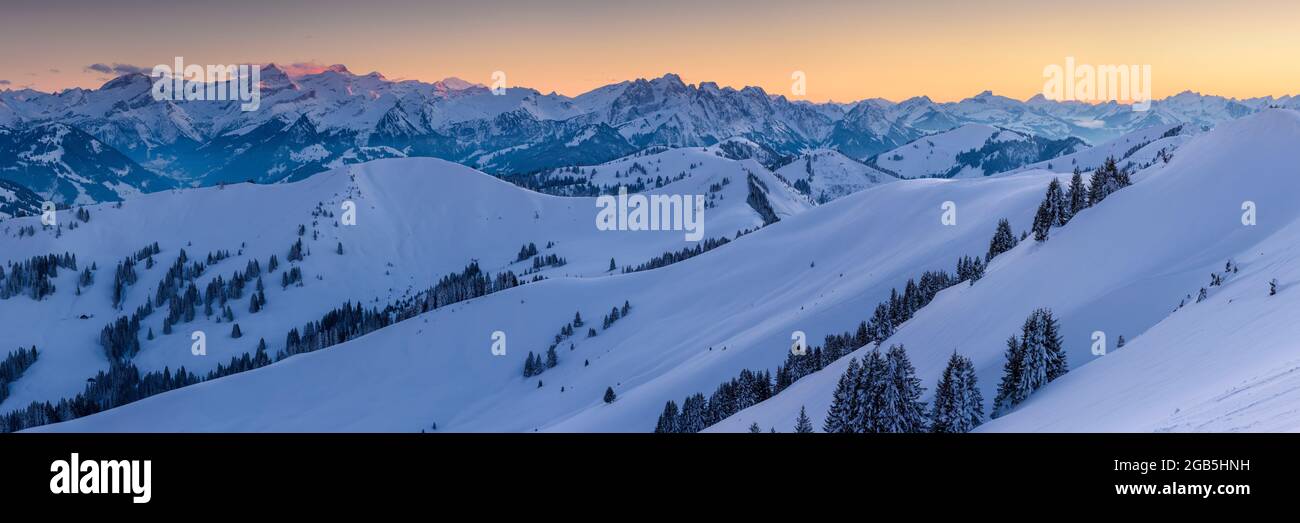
[1,65,1294,204]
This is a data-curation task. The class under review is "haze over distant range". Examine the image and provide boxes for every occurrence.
[3,0,1299,102]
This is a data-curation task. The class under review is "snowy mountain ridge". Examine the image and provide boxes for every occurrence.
[1,67,1289,203]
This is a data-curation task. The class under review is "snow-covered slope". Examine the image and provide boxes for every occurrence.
[0,155,798,412]
[871,123,1086,179]
[710,109,1300,433]
[5,90,1297,433]
[0,178,43,218]
[23,153,1056,432]
[0,123,176,203]
[1008,123,1194,175]
[774,149,899,203]
[872,124,1008,178]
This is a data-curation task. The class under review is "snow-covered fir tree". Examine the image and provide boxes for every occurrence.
[929,352,984,433]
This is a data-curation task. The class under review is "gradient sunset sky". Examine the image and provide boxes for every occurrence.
[3,0,1297,102]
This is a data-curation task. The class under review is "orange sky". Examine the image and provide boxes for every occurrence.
[2,0,1298,102]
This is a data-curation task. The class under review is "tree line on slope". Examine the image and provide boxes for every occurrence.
[659,158,1137,433]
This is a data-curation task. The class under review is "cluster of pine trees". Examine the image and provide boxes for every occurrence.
[109,257,138,308]
[986,218,1019,261]
[278,301,391,360]
[0,346,38,404]
[413,262,520,314]
[656,258,972,433]
[287,238,306,262]
[524,311,587,378]
[823,345,929,433]
[655,368,775,433]
[1032,158,1131,241]
[745,173,780,225]
[516,242,540,262]
[992,308,1067,416]
[530,253,566,270]
[0,360,200,433]
[621,236,731,273]
[281,267,303,289]
[0,253,77,300]
[774,323,871,393]
[100,315,143,362]
[601,301,631,329]
[955,255,985,283]
[866,269,958,342]
[522,347,557,378]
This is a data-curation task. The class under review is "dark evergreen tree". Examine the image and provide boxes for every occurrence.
[875,345,927,433]
[993,334,1023,417]
[852,350,886,432]
[1032,199,1053,242]
[603,386,617,403]
[1047,177,1068,226]
[823,357,859,433]
[794,405,814,433]
[523,352,538,377]
[655,400,680,433]
[545,345,558,368]
[1067,169,1088,218]
[986,218,1018,262]
[930,352,984,433]
[993,308,1067,417]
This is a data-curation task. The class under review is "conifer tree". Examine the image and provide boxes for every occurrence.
[1067,169,1088,217]
[794,405,814,433]
[1045,177,1067,227]
[655,400,680,433]
[930,352,984,433]
[876,345,927,433]
[986,218,1018,261]
[993,334,1023,417]
[603,386,617,403]
[823,357,859,433]
[993,309,1067,417]
[1032,199,1053,242]
[545,345,558,368]
[853,350,886,432]
[523,352,537,377]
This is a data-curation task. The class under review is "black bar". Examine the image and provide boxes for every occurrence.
[0,433,1289,510]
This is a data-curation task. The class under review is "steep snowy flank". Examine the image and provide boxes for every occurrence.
[871,124,1009,178]
[26,155,1054,432]
[872,123,1086,179]
[0,155,795,413]
[0,123,176,203]
[0,178,43,218]
[1008,123,1193,175]
[774,149,899,204]
[710,109,1300,433]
